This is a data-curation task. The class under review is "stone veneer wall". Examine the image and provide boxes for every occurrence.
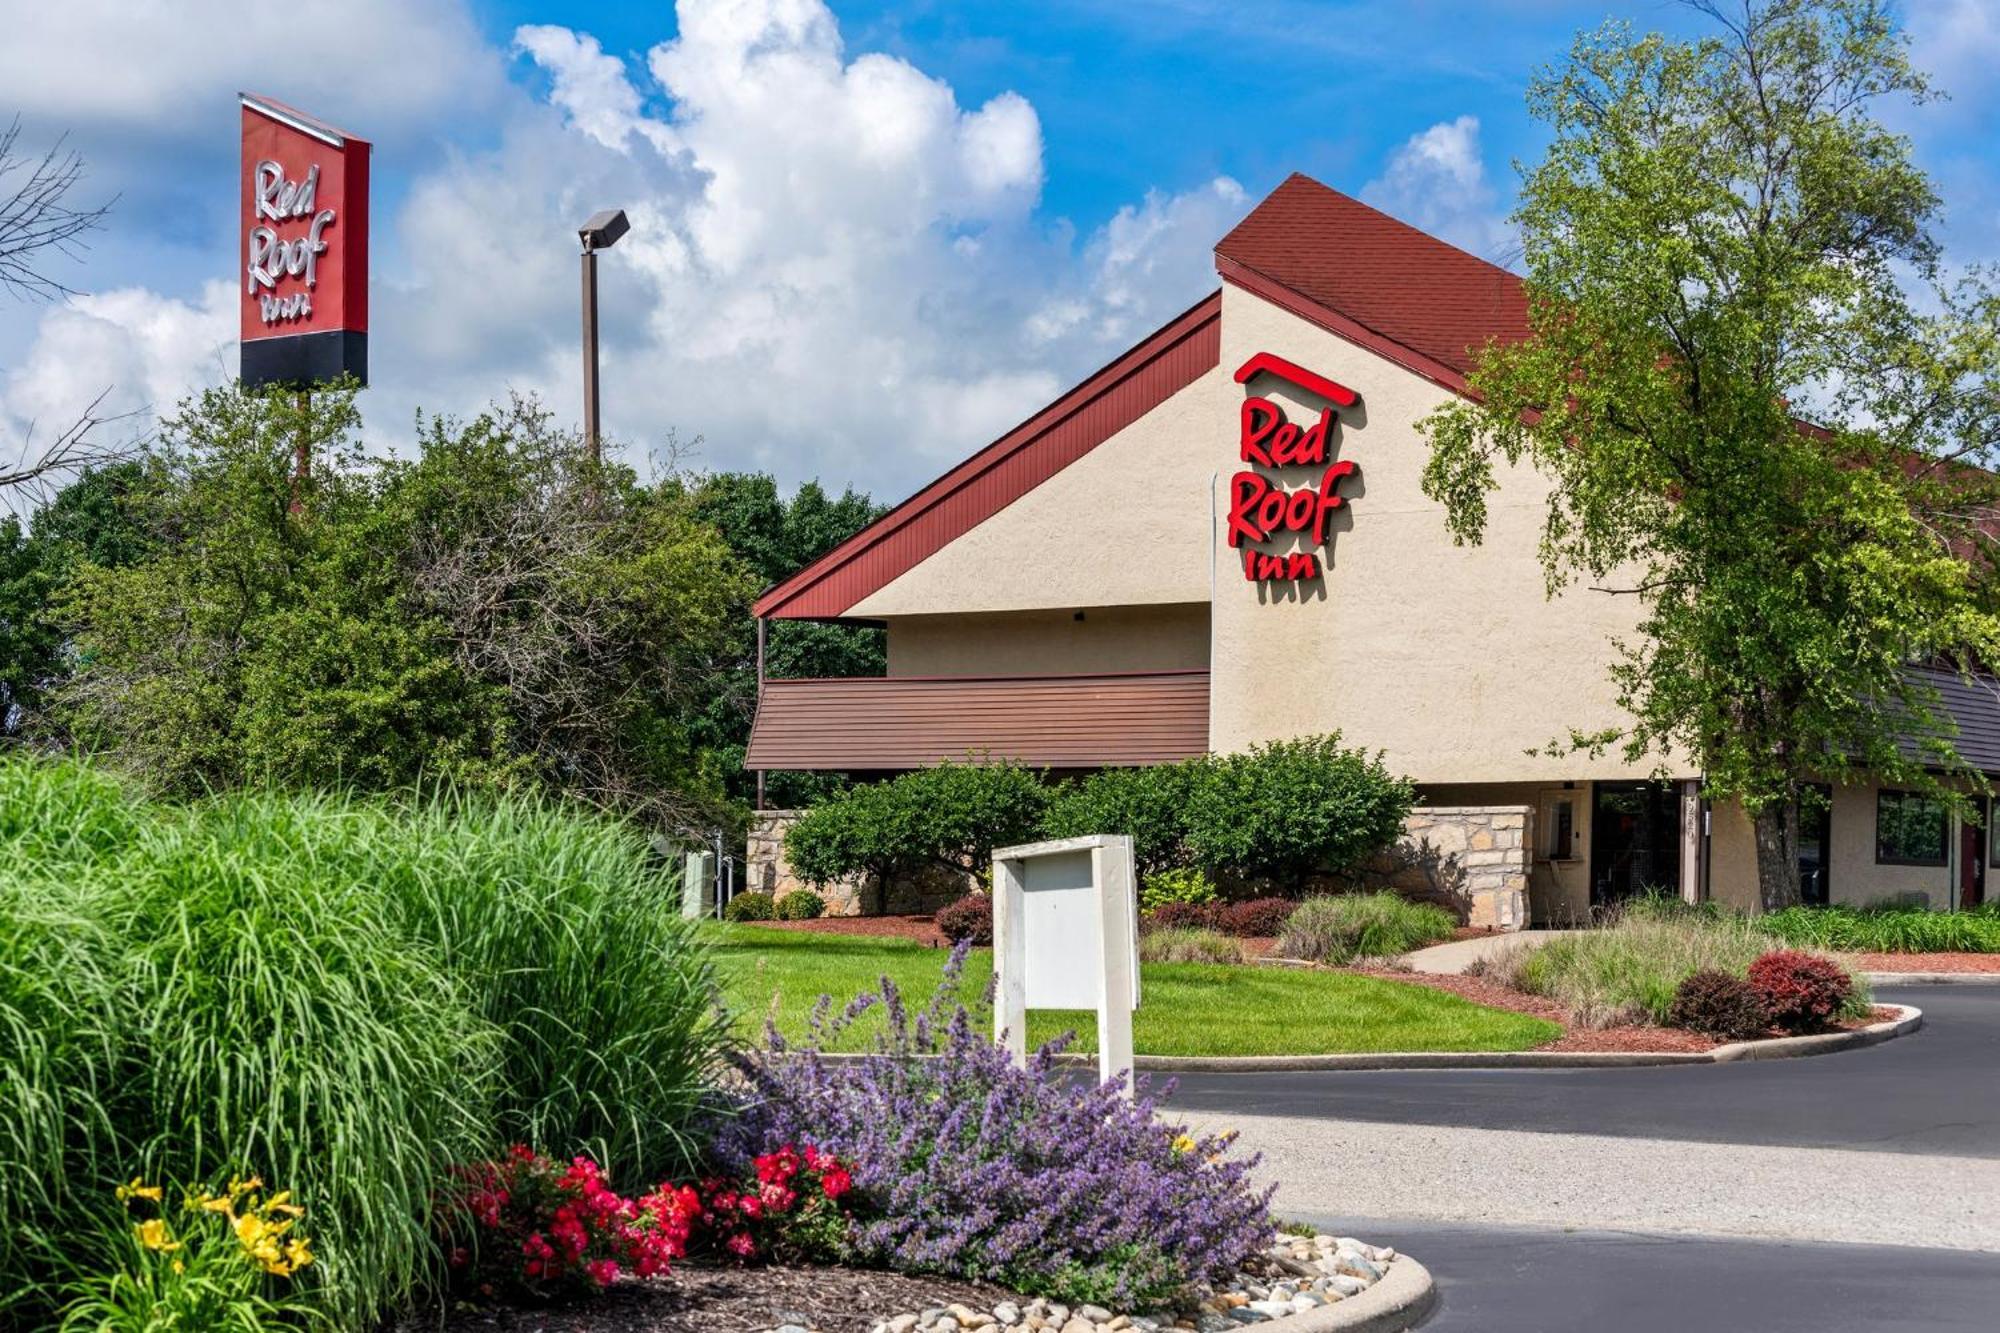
[1372,805,1533,932]
[749,803,1532,930]
[745,810,972,917]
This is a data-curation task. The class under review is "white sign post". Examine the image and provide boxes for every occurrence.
[991,834,1140,1095]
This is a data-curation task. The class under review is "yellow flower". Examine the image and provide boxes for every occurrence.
[133,1219,180,1253]
[1170,1133,1197,1156]
[197,1194,233,1214]
[116,1177,163,1204]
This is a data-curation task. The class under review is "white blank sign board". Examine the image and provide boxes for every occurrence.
[992,834,1140,1093]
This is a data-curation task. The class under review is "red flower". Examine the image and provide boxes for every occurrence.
[820,1165,852,1200]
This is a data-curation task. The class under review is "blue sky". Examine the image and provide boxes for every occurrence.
[2,1,1996,504]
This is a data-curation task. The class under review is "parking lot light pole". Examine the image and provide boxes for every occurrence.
[578,208,630,462]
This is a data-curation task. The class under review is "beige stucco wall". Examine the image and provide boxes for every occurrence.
[886,603,1209,676]
[1206,286,1679,783]
[849,364,1229,617]
[1708,780,1956,912]
[851,279,1686,784]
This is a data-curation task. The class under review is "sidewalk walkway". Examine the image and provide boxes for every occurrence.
[1405,930,1557,975]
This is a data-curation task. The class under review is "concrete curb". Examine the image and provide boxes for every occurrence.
[1252,1258,1435,1333]
[1108,1004,1922,1072]
[1863,971,2000,985]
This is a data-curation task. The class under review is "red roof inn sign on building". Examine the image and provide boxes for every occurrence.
[239,94,370,389]
[1226,352,1359,582]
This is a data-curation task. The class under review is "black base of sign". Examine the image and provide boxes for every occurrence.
[241,330,368,390]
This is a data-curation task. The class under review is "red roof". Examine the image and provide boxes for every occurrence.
[1215,172,1526,392]
[743,671,1211,770]
[756,173,1529,622]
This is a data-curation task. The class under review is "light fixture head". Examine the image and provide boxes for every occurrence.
[579,208,630,251]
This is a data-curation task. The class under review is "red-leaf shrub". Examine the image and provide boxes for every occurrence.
[441,1147,696,1297]
[935,893,992,945]
[1142,901,1224,933]
[1665,969,1770,1039]
[1746,950,1853,1033]
[1217,897,1296,938]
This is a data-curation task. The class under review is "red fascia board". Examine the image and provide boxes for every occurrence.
[753,290,1222,619]
[1216,256,1479,402]
[1233,352,1358,407]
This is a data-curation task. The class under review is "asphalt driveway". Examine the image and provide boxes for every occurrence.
[1163,986,2000,1326]
[1167,986,2000,1157]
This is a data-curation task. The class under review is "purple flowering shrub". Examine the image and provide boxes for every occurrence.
[720,946,1273,1307]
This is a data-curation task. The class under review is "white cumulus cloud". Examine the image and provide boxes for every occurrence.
[1361,115,1515,265]
[0,0,1247,503]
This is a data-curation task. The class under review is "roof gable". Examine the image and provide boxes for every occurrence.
[754,291,1221,619]
[1215,172,1526,387]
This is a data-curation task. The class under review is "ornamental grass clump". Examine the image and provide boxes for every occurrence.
[0,755,725,1330]
[1137,926,1242,965]
[722,946,1273,1308]
[1490,907,1869,1030]
[1761,903,2000,954]
[1274,893,1456,965]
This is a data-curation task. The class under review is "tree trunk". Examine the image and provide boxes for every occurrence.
[1751,797,1802,914]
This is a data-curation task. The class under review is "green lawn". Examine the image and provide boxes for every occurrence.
[702,924,1561,1057]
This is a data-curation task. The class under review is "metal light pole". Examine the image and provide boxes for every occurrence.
[578,208,630,461]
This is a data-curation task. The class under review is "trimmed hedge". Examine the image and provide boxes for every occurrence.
[724,890,777,922]
[1666,969,1771,1039]
[786,736,1412,896]
[775,889,826,920]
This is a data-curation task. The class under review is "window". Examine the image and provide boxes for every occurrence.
[1876,789,1947,866]
[1547,797,1575,861]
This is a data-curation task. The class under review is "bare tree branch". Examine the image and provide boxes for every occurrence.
[0,117,114,303]
[1,389,143,502]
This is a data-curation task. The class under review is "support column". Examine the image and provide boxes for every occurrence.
[1679,780,1703,906]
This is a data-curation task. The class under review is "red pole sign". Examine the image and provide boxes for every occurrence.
[239,93,370,389]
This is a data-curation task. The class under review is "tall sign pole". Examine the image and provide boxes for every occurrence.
[238,94,370,509]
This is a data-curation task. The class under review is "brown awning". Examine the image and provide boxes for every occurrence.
[744,670,1210,771]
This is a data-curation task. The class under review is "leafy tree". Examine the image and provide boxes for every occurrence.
[1419,0,2000,910]
[54,386,754,825]
[0,516,53,737]
[679,471,886,809]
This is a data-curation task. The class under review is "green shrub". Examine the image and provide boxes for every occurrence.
[725,890,778,922]
[1273,893,1456,965]
[0,756,724,1330]
[1184,736,1413,887]
[785,759,1047,890]
[775,889,826,920]
[1139,867,1218,913]
[1043,763,1208,877]
[1760,903,2000,953]
[1493,909,1868,1029]
[1137,926,1243,965]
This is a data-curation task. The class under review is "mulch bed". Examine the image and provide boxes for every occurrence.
[401,1263,1020,1333]
[756,914,954,947]
[1347,967,1720,1053]
[1850,951,2000,973]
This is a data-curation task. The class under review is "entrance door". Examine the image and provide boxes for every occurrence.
[1590,781,1682,910]
[1962,798,1987,910]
